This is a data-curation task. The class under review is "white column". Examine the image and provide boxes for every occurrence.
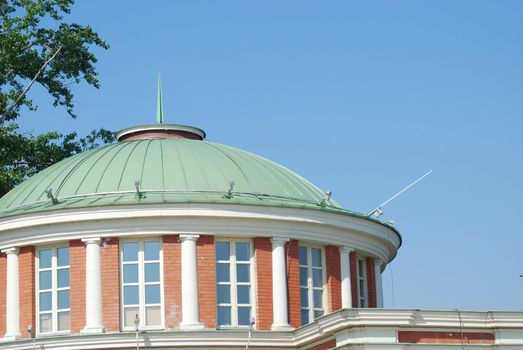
[2,247,20,341]
[81,238,105,333]
[179,234,203,330]
[271,237,292,330]
[339,246,353,309]
[375,259,384,308]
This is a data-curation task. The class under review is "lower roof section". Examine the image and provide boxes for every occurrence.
[0,309,521,349]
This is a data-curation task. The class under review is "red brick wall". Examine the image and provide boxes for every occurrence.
[307,338,337,350]
[398,331,495,344]
[254,237,272,330]
[349,251,358,307]
[286,239,301,328]
[197,235,216,328]
[163,235,181,329]
[70,240,86,333]
[366,257,376,308]
[0,253,5,336]
[19,246,35,338]
[101,238,120,332]
[325,245,341,313]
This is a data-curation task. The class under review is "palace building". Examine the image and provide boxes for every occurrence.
[0,123,521,349]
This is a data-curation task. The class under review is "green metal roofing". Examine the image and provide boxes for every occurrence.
[0,138,344,218]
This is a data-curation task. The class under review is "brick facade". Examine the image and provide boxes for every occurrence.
[197,235,216,328]
[307,338,337,350]
[70,240,86,333]
[19,246,35,338]
[286,239,301,328]
[325,245,341,313]
[101,238,120,332]
[163,235,181,329]
[366,257,377,308]
[254,237,272,330]
[398,331,495,344]
[349,251,358,307]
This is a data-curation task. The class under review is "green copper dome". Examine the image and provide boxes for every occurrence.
[0,131,343,218]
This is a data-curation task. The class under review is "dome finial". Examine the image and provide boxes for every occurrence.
[156,72,164,124]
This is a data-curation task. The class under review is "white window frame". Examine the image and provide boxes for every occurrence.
[35,245,71,335]
[215,238,256,328]
[120,238,164,331]
[299,244,327,325]
[357,256,368,308]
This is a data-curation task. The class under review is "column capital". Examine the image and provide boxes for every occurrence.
[1,247,19,255]
[81,237,102,245]
[270,237,290,245]
[338,246,354,254]
[179,234,200,242]
[375,259,384,266]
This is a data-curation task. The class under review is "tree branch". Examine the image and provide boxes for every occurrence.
[0,45,63,122]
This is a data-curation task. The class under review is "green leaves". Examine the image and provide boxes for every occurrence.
[0,123,116,197]
[0,0,109,121]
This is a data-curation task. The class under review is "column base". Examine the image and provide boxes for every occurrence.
[271,323,294,331]
[1,334,21,342]
[179,321,205,330]
[81,326,105,334]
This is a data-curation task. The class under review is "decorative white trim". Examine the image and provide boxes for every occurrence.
[2,246,20,341]
[339,246,353,309]
[0,203,400,265]
[0,309,520,349]
[271,237,292,331]
[179,234,203,330]
[81,237,105,334]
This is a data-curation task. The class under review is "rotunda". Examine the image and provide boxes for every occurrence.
[0,124,519,349]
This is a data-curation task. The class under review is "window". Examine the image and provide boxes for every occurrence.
[299,245,325,325]
[36,246,70,334]
[357,257,367,307]
[121,240,163,329]
[215,240,253,327]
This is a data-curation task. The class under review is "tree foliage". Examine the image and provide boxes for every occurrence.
[0,0,114,198]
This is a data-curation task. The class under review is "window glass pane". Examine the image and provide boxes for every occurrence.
[312,269,323,287]
[217,285,230,304]
[57,268,69,288]
[314,310,324,319]
[217,306,231,326]
[216,263,230,282]
[313,290,323,308]
[145,263,160,282]
[39,291,52,311]
[123,264,139,283]
[39,313,52,333]
[299,267,308,286]
[237,285,250,304]
[58,290,70,309]
[144,241,160,261]
[58,311,70,331]
[301,309,309,325]
[236,264,250,282]
[124,307,139,328]
[124,285,139,305]
[39,271,52,290]
[238,306,251,326]
[123,242,139,262]
[39,249,52,269]
[57,247,69,266]
[300,288,309,307]
[235,242,250,261]
[312,248,322,267]
[359,280,365,297]
[146,306,161,326]
[215,242,230,261]
[358,259,364,275]
[145,284,160,304]
[299,246,307,265]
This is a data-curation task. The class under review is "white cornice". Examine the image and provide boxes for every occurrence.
[0,309,521,349]
[0,203,400,263]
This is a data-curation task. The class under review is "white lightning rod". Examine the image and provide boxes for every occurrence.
[368,170,433,217]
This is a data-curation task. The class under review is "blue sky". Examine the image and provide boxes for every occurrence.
[19,0,522,310]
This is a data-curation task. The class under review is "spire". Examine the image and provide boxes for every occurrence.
[156,73,164,124]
